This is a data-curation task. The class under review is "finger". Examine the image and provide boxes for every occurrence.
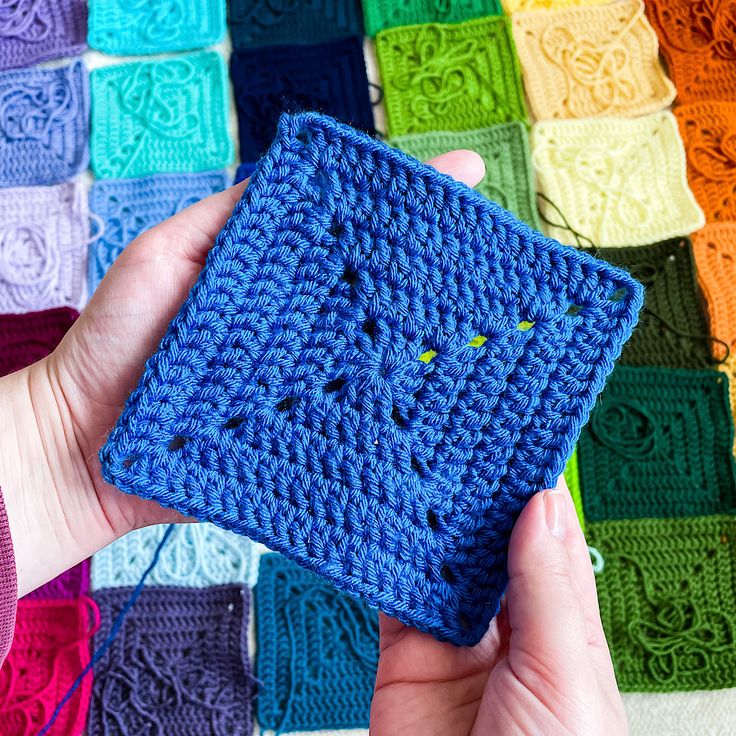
[426,149,485,188]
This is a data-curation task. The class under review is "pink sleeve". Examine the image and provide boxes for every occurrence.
[0,487,17,666]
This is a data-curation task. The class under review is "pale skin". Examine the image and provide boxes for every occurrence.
[0,152,627,735]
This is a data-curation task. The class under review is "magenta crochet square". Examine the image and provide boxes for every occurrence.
[23,560,90,600]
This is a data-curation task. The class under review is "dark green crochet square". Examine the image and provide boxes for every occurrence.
[589,516,736,692]
[580,365,736,521]
[599,239,712,369]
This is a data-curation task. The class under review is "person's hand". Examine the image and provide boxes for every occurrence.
[371,476,627,736]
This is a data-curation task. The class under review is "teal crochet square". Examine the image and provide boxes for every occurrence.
[90,51,233,180]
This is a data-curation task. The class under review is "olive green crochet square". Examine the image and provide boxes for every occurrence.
[376,17,528,137]
[579,365,736,521]
[391,124,541,230]
[589,515,736,692]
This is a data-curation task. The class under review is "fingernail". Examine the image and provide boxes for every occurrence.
[543,490,566,539]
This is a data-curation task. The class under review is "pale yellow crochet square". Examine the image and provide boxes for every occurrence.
[720,356,736,454]
[503,0,608,14]
[512,0,675,120]
[532,112,705,247]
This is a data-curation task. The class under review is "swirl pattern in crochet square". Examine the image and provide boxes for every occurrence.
[589,515,736,691]
[0,182,88,313]
[532,112,705,247]
[230,37,374,162]
[376,17,527,137]
[0,598,97,736]
[579,366,736,521]
[87,586,254,736]
[512,0,675,120]
[90,51,233,180]
[91,523,258,590]
[88,0,225,55]
[391,123,541,229]
[24,560,89,600]
[88,171,229,292]
[100,112,643,645]
[363,0,501,36]
[255,554,378,731]
[0,60,89,187]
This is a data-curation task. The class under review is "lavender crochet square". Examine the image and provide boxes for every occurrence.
[0,60,89,187]
[0,182,88,313]
[88,586,254,736]
[0,0,87,71]
[23,560,89,600]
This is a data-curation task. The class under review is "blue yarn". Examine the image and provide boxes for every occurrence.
[99,112,644,646]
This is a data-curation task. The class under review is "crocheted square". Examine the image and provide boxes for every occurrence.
[256,554,378,732]
[722,357,736,455]
[88,586,254,736]
[0,0,86,70]
[512,0,675,120]
[598,239,712,370]
[88,0,225,54]
[24,560,90,600]
[0,598,97,735]
[0,60,89,187]
[90,51,233,180]
[231,37,374,162]
[563,448,584,530]
[229,0,363,48]
[235,162,257,184]
[588,515,736,692]
[88,171,229,292]
[0,183,88,313]
[376,17,528,137]
[91,523,258,590]
[532,112,705,247]
[644,0,736,103]
[503,0,609,11]
[579,365,736,521]
[99,112,643,645]
[0,307,77,377]
[675,102,736,224]
[363,0,501,36]
[391,123,541,229]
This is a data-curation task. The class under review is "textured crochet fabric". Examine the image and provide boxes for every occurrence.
[563,448,584,530]
[391,123,541,229]
[598,239,712,370]
[0,598,97,735]
[0,0,87,70]
[675,102,736,223]
[721,356,736,455]
[644,0,736,103]
[256,554,378,732]
[88,0,225,54]
[88,586,254,736]
[89,171,229,292]
[512,0,675,120]
[231,37,374,162]
[91,522,258,590]
[90,51,233,180]
[235,161,257,184]
[229,0,363,48]
[24,560,89,600]
[376,16,528,137]
[0,60,89,187]
[532,112,706,247]
[588,515,736,692]
[99,112,643,646]
[579,365,736,521]
[0,182,88,313]
[503,0,609,12]
[0,307,77,376]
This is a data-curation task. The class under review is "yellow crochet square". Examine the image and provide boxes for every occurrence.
[503,0,608,13]
[720,358,736,454]
[532,112,705,247]
[512,0,675,120]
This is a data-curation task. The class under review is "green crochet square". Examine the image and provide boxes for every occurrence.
[391,124,541,229]
[599,239,712,369]
[363,0,502,36]
[90,51,233,180]
[376,17,528,137]
[589,515,736,692]
[579,365,736,521]
[563,448,584,531]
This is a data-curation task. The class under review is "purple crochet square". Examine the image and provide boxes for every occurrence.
[23,560,90,600]
[0,0,87,70]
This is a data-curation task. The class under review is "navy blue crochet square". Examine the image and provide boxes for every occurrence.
[255,554,378,731]
[230,37,374,161]
[100,112,643,646]
[235,162,257,184]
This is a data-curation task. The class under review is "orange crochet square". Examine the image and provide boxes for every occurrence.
[645,0,736,102]
[676,102,736,223]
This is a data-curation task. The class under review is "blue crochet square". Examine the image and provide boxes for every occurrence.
[255,554,378,731]
[88,171,228,293]
[230,37,374,161]
[100,112,643,646]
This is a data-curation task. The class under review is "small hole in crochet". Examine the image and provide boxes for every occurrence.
[609,288,627,303]
[276,396,299,412]
[441,564,456,584]
[517,320,535,331]
[721,534,729,545]
[707,548,717,558]
[257,378,269,389]
[224,416,245,430]
[566,304,583,317]
[342,264,358,286]
[391,405,407,428]
[329,220,344,238]
[296,129,312,145]
[363,318,377,340]
[693,563,704,575]
[426,509,439,530]
[324,377,347,394]
[468,335,487,347]
[122,457,135,469]
[419,349,438,363]
[411,457,423,474]
[167,436,186,452]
